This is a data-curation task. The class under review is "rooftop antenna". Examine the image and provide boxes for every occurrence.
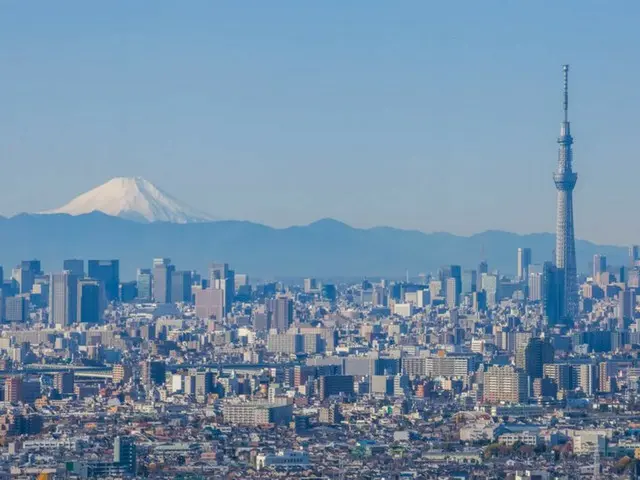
[563,64,569,123]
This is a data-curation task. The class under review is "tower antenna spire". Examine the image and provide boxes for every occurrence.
[553,64,578,327]
[563,64,569,122]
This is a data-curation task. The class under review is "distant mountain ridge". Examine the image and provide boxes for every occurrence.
[0,213,629,279]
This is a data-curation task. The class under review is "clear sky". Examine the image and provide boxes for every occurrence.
[0,1,639,245]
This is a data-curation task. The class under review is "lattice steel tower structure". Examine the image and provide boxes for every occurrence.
[553,64,578,324]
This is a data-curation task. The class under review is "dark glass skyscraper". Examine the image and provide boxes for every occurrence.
[88,260,120,303]
[78,278,101,323]
[63,259,84,277]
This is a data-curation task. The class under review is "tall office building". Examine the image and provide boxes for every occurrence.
[269,297,294,331]
[136,268,152,301]
[593,254,607,280]
[444,265,462,301]
[446,277,459,308]
[78,278,101,323]
[472,291,487,312]
[209,263,234,313]
[195,288,225,320]
[319,375,354,401]
[49,271,79,327]
[88,260,119,303]
[194,371,214,402]
[171,270,192,303]
[153,258,174,304]
[517,248,532,281]
[618,289,636,324]
[13,260,41,294]
[5,295,29,322]
[553,65,578,325]
[114,435,137,474]
[631,246,640,266]
[461,270,477,295]
[63,259,84,276]
[481,273,499,306]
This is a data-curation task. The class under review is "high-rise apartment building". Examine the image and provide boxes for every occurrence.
[483,365,527,404]
[49,271,79,327]
[54,371,75,395]
[141,360,166,386]
[113,364,132,384]
[114,435,137,474]
[573,364,597,396]
[5,376,23,403]
[528,272,543,302]
[543,363,573,391]
[87,260,119,303]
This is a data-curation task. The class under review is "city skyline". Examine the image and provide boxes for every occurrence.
[1,2,640,244]
[3,3,640,478]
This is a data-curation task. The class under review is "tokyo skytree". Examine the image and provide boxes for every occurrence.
[553,64,578,324]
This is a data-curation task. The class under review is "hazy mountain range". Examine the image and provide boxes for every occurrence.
[0,177,628,279]
[0,212,629,280]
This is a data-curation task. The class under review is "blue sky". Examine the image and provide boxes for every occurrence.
[0,1,639,245]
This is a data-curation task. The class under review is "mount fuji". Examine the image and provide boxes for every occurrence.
[42,177,214,224]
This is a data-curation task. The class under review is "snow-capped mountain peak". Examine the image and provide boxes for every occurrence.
[42,177,214,223]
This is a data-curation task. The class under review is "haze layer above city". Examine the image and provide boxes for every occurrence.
[1,2,640,245]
